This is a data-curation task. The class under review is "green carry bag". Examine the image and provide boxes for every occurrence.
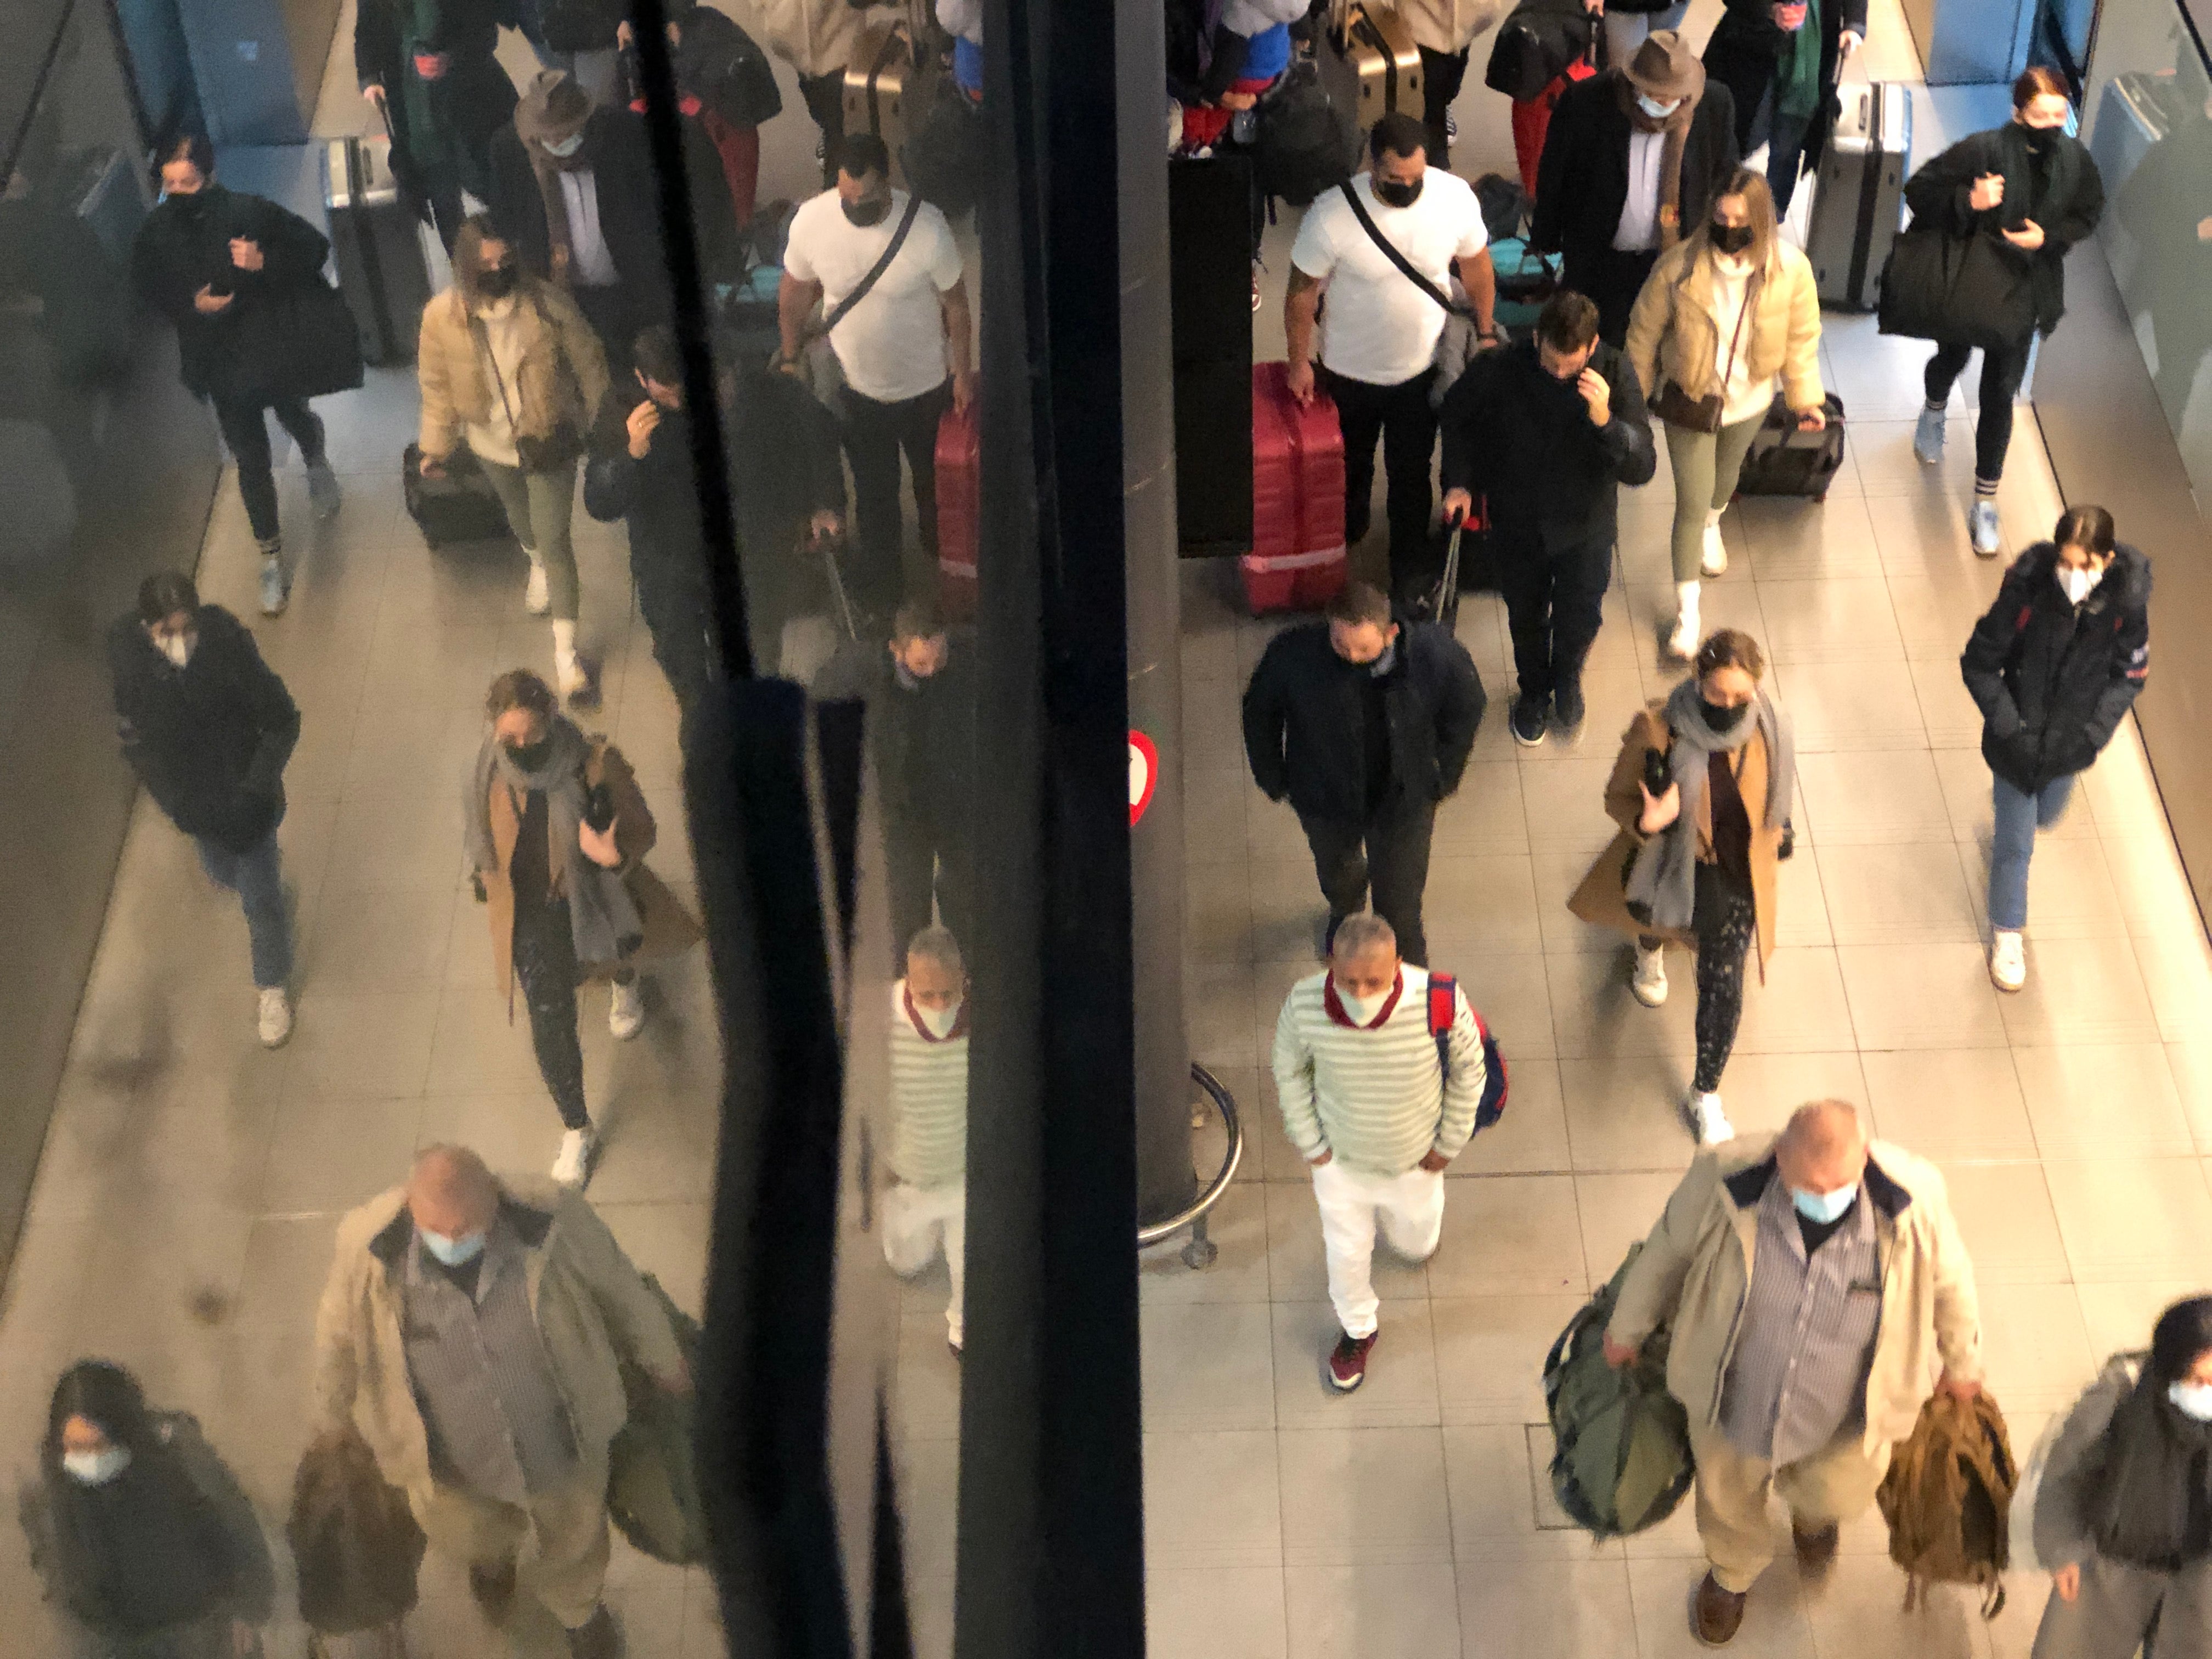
[606,1274,709,1565]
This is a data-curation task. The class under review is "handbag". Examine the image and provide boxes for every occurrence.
[1877,225,2036,352]
[788,193,923,423]
[1653,267,1758,434]
[226,277,367,404]
[476,292,584,472]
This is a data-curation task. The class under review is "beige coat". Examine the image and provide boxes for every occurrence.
[1389,0,1513,54]
[1623,237,1825,416]
[416,276,610,464]
[1607,1136,1984,1458]
[313,1178,686,1499]
[1567,703,1784,979]
[748,0,904,78]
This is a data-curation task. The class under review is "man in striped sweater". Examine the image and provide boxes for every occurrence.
[1272,912,1489,1391]
[883,924,969,1353]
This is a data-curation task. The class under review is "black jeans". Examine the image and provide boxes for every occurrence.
[1925,333,2033,484]
[1298,795,1439,967]
[843,377,952,623]
[799,72,847,188]
[885,809,974,971]
[1570,246,1660,346]
[1324,365,1438,592]
[212,396,324,544]
[512,897,589,1131]
[1494,528,1612,702]
[1419,46,1470,172]
[573,283,652,383]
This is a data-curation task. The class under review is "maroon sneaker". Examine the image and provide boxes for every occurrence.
[1327,1330,1377,1392]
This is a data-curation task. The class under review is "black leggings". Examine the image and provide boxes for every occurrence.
[212,396,323,544]
[513,898,589,1131]
[1646,864,1758,1095]
[1925,334,2033,485]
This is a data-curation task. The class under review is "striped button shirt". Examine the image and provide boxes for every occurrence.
[1271,966,1487,1177]
[887,980,968,1188]
[1718,1175,1884,1465]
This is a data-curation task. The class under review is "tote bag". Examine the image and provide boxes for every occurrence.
[1877,226,2035,352]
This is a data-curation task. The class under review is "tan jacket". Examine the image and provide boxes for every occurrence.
[749,0,904,78]
[416,277,610,464]
[1389,0,1513,54]
[313,1178,685,1498]
[1624,238,1825,416]
[1566,703,1784,978]
[1607,1136,1983,1458]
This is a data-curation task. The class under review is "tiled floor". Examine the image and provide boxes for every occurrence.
[2,4,2209,1659]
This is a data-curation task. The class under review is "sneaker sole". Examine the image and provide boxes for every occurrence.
[1325,1369,1365,1393]
[1630,984,1667,1008]
[1511,724,1546,748]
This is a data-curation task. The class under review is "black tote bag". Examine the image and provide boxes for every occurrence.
[1877,226,2036,352]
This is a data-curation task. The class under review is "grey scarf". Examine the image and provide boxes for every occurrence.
[1624,676,1794,932]
[464,714,642,968]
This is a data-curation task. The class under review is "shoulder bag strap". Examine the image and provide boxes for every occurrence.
[1338,179,1472,319]
[473,312,523,433]
[811,192,925,343]
[1426,973,1457,1082]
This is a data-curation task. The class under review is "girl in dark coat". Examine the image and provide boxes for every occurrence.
[1959,504,2148,993]
[1907,67,2106,556]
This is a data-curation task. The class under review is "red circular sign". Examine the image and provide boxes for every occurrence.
[1128,731,1159,826]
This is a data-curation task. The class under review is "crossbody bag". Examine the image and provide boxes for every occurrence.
[475,291,584,472]
[1336,179,1493,404]
[787,192,924,421]
[1652,265,1759,435]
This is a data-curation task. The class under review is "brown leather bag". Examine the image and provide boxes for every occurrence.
[287,1428,425,1637]
[1653,271,1759,435]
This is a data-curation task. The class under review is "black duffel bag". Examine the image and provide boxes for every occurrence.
[223,275,366,404]
[1877,225,2036,352]
[1485,0,1597,101]
[1251,60,1358,207]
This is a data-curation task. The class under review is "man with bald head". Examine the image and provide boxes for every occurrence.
[1602,1101,1983,1646]
[313,1146,686,1657]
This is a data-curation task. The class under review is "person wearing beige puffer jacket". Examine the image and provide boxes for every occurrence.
[1390,0,1514,168]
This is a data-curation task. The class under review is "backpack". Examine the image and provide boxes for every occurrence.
[1250,59,1357,206]
[1875,1389,2018,1617]
[287,1426,426,1634]
[1424,972,1507,1131]
[901,80,987,220]
[1543,1244,1695,1538]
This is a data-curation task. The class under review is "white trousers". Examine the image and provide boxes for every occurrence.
[1311,1160,1447,1339]
[882,1180,966,1346]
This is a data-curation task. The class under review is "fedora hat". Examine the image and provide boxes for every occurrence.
[1624,31,1705,104]
[516,69,592,148]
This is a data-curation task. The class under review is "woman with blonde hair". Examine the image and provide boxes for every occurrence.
[417,216,611,702]
[1624,167,1826,659]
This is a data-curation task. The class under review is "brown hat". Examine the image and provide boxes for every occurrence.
[516,69,592,149]
[1623,30,1705,104]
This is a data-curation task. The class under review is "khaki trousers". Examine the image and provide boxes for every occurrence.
[408,1447,611,1632]
[1689,1422,1891,1593]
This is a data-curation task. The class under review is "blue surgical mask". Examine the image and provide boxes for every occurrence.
[1791,1183,1858,1225]
[421,1228,486,1267]
[1636,93,1683,120]
[63,1447,133,1486]
[540,132,586,159]
[2170,1381,2212,1423]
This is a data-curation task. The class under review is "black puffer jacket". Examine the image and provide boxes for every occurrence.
[108,605,300,851]
[1960,540,2150,794]
[129,187,331,400]
[1242,618,1487,822]
[1903,123,2106,337]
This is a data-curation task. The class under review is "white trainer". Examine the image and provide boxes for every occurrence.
[1914,403,1947,464]
[551,1123,595,1187]
[609,979,645,1040]
[1989,930,2027,992]
[1631,943,1669,1007]
[258,552,288,617]
[1667,608,1700,659]
[1688,1091,1735,1146]
[524,560,550,615]
[307,459,343,521]
[1969,499,2001,557]
[1700,521,1728,578]
[257,986,293,1048]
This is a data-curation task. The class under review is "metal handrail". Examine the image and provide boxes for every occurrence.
[1136,1063,1243,1267]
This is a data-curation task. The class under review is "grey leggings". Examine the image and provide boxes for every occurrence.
[2032,1551,2212,1659]
[1663,413,1765,582]
[478,456,581,622]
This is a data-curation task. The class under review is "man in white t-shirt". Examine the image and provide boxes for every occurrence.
[778,133,974,621]
[1285,112,1497,593]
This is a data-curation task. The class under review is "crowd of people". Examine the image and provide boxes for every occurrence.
[24,0,2187,1654]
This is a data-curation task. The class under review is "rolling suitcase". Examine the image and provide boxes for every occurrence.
[403,443,513,546]
[1323,1,1423,134]
[1244,361,1347,614]
[324,135,433,365]
[1733,392,1847,501]
[1808,81,1910,311]
[843,12,927,187]
[934,400,979,622]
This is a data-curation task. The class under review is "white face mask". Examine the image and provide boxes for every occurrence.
[421,1228,486,1267]
[917,1000,962,1040]
[2057,562,2102,605]
[541,132,585,159]
[1336,981,1390,1026]
[1636,93,1684,120]
[63,1446,133,1486]
[1790,1183,1857,1225]
[157,632,194,669]
[2170,1381,2212,1422]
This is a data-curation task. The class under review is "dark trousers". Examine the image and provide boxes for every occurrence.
[799,72,847,188]
[1494,528,1613,702]
[1571,246,1660,346]
[1419,46,1471,172]
[1324,365,1438,592]
[513,898,588,1131]
[1925,334,2033,484]
[211,395,324,544]
[1298,795,1439,967]
[1646,863,1758,1095]
[637,575,717,715]
[573,283,651,383]
[885,810,974,970]
[1764,106,1815,216]
[843,377,952,623]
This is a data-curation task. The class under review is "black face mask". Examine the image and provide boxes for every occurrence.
[1699,697,1750,734]
[842,194,893,227]
[477,264,518,300]
[503,736,555,772]
[1373,176,1424,209]
[1711,222,1754,256]
[2021,127,2056,156]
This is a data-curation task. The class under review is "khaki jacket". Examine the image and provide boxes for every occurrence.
[751,0,903,78]
[1606,1137,1983,1457]
[1566,703,1783,978]
[416,276,610,463]
[1390,0,1513,54]
[313,1178,685,1499]
[1623,237,1825,416]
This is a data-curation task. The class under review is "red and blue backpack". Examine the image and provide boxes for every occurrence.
[1425,974,1508,1131]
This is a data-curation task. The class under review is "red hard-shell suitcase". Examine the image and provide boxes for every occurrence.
[1243,361,1347,614]
[934,401,979,621]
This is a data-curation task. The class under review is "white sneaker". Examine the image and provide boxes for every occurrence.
[1667,608,1700,659]
[1989,929,2027,992]
[307,459,343,521]
[1700,521,1728,578]
[609,979,645,1040]
[1631,943,1669,1007]
[257,986,293,1048]
[1688,1091,1735,1146]
[1914,403,1947,464]
[258,552,288,617]
[551,1123,595,1187]
[524,560,550,615]
[1969,499,2001,557]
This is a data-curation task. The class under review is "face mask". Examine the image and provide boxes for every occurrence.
[157,632,195,669]
[1699,696,1748,733]
[421,1228,486,1267]
[917,1000,962,1039]
[1711,222,1755,256]
[842,194,893,227]
[2021,125,2057,154]
[2058,563,2102,605]
[1791,1183,1857,1225]
[1338,988,1387,1025]
[1372,176,1423,209]
[1368,641,1398,678]
[503,736,554,772]
[1636,93,1683,120]
[540,132,585,158]
[477,265,518,300]
[63,1447,133,1486]
[2169,1381,2212,1423]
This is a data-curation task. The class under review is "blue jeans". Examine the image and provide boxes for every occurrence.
[1989,773,2076,932]
[195,831,292,989]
